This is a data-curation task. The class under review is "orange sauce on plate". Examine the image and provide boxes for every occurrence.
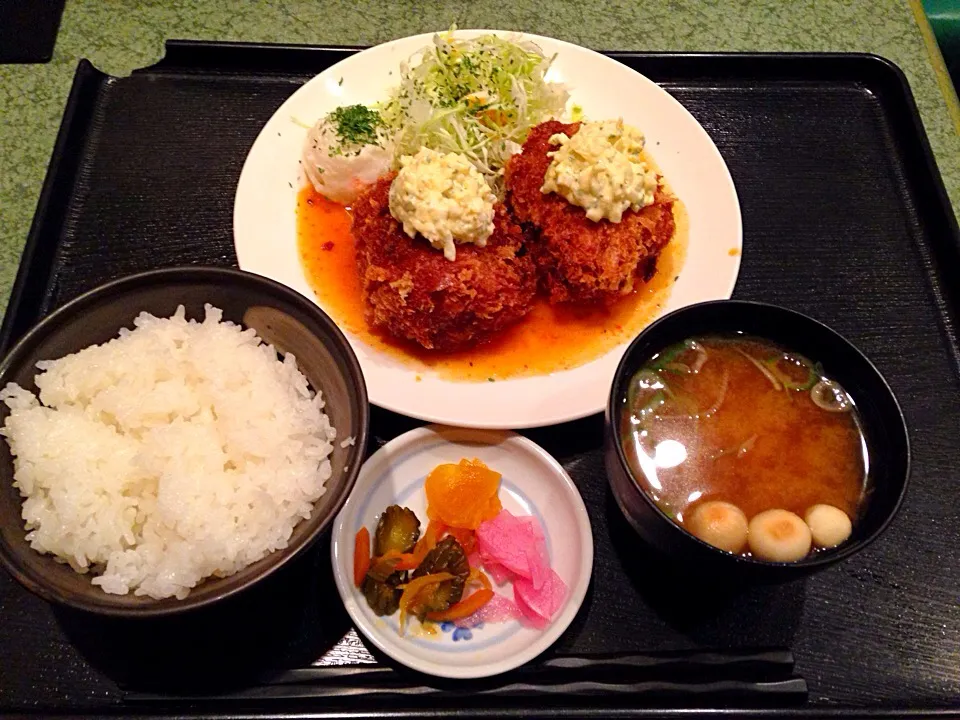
[297,186,688,382]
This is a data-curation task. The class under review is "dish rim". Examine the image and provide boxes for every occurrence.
[330,424,594,678]
[233,28,744,429]
[606,298,912,569]
[0,266,371,617]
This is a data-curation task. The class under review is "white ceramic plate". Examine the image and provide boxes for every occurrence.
[330,425,593,679]
[234,30,742,428]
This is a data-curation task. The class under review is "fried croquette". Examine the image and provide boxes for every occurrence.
[506,120,676,305]
[351,174,537,351]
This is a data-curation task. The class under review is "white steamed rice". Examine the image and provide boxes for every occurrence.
[0,305,337,600]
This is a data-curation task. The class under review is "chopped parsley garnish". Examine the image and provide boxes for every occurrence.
[329,104,382,149]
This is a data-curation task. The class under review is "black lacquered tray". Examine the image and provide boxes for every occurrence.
[1,41,959,718]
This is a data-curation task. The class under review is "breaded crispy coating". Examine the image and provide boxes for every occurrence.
[351,174,536,351]
[506,120,675,304]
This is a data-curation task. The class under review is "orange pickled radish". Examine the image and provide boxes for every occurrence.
[423,519,446,545]
[377,549,419,571]
[468,567,492,591]
[410,519,446,566]
[353,527,370,587]
[445,526,478,555]
[425,458,502,529]
[427,588,495,622]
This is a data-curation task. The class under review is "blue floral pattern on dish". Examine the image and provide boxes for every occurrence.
[440,620,484,642]
[352,441,544,653]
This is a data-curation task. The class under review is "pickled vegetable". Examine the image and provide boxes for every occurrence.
[398,572,456,631]
[468,567,492,591]
[425,458,502,529]
[415,536,471,581]
[354,460,566,633]
[362,571,404,616]
[444,526,478,555]
[376,549,420,571]
[353,527,371,587]
[366,552,404,582]
[404,536,471,621]
[374,505,421,555]
[427,588,494,621]
[410,519,446,566]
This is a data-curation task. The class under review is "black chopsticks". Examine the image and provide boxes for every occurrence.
[123,647,807,705]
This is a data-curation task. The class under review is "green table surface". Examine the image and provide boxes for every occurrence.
[1,0,958,318]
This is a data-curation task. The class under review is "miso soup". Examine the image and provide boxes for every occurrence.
[620,334,867,562]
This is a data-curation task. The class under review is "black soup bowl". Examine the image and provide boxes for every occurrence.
[604,300,910,582]
[0,267,369,616]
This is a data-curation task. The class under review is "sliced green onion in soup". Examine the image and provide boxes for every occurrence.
[763,352,818,391]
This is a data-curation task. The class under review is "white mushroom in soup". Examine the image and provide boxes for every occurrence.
[687,500,749,554]
[805,504,853,548]
[747,509,812,562]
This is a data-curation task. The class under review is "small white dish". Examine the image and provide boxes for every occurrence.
[234,29,742,429]
[330,425,593,679]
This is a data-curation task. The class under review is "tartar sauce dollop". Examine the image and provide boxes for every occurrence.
[388,148,496,261]
[541,119,657,223]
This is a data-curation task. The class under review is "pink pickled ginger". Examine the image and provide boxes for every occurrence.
[478,552,514,586]
[471,509,568,628]
[476,509,551,589]
[514,587,549,629]
[455,594,520,628]
[514,568,567,625]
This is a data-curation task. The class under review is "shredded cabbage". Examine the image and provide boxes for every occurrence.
[378,30,569,196]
